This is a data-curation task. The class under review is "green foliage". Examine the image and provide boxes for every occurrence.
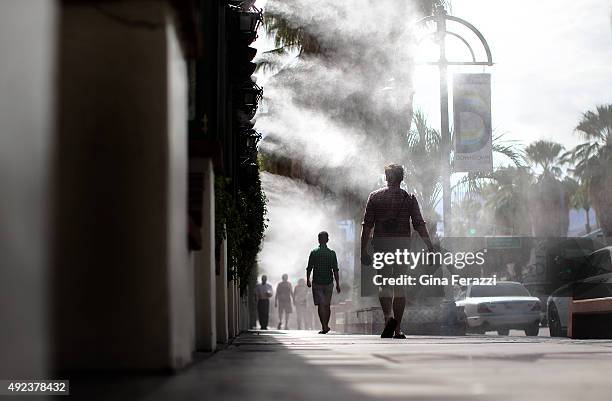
[404,110,442,222]
[564,176,592,233]
[262,11,321,56]
[482,166,534,235]
[452,195,490,236]
[564,176,590,212]
[566,104,612,181]
[491,133,526,168]
[565,104,612,235]
[419,0,452,16]
[215,173,268,294]
[525,140,566,178]
[262,0,450,56]
[409,110,524,220]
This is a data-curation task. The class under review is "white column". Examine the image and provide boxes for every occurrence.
[235,281,241,333]
[53,0,193,371]
[228,280,237,338]
[216,239,229,343]
[240,289,249,331]
[0,0,56,380]
[195,158,216,351]
[166,8,194,367]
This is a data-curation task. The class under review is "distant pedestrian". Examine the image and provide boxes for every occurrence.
[306,231,341,334]
[294,278,310,330]
[255,275,273,330]
[275,274,293,329]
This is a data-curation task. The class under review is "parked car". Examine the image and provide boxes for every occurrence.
[547,246,612,337]
[456,281,542,336]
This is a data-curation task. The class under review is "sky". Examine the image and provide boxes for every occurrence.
[414,0,612,153]
[252,0,611,277]
[255,0,612,154]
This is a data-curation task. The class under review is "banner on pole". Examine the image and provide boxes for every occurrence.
[453,73,493,173]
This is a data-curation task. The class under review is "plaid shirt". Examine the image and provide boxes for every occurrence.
[362,184,427,237]
[307,245,338,285]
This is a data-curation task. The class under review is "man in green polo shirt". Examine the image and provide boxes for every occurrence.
[306,231,341,334]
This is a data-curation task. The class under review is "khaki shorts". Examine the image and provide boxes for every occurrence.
[278,301,292,314]
[378,264,410,298]
[312,283,333,306]
[375,238,423,300]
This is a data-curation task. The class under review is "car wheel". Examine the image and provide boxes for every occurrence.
[525,323,539,336]
[497,328,509,336]
[455,310,467,336]
[454,321,467,336]
[471,327,485,335]
[548,304,562,337]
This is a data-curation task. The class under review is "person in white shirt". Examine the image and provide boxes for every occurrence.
[293,278,310,330]
[254,275,273,329]
[275,274,294,329]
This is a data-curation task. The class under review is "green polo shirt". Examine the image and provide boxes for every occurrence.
[307,244,338,285]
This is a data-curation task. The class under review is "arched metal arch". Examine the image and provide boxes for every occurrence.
[415,14,493,66]
[420,30,477,63]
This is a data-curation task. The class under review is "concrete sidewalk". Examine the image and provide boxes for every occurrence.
[70,330,612,401]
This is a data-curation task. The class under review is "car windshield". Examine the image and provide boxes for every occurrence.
[470,283,530,297]
[588,250,612,273]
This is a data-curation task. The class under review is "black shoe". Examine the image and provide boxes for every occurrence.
[381,318,397,338]
[318,327,331,334]
[393,332,407,339]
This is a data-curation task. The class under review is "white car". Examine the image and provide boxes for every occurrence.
[456,281,542,336]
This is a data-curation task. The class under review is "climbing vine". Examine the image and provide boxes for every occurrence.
[215,171,268,294]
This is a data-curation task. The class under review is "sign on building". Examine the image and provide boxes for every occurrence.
[453,73,493,172]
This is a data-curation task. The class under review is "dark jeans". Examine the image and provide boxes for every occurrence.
[257,299,270,329]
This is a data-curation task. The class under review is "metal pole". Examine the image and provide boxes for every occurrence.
[436,7,452,236]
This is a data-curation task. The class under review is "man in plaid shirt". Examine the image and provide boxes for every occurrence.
[361,164,434,339]
[307,231,341,334]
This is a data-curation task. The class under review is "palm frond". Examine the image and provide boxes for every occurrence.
[262,46,290,55]
[567,104,612,181]
[576,104,612,142]
[262,10,321,56]
[492,133,526,167]
[254,49,288,74]
[525,139,565,175]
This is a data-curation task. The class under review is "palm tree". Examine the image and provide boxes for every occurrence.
[525,140,565,178]
[566,104,612,236]
[404,110,442,228]
[408,111,525,235]
[524,140,569,237]
[452,196,494,236]
[565,176,592,234]
[482,166,534,235]
[454,167,536,236]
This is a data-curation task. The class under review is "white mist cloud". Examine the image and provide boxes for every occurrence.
[258,83,365,168]
[258,172,353,284]
[253,1,430,286]
[254,0,430,195]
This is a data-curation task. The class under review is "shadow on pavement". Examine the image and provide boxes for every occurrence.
[63,330,612,401]
[63,331,379,401]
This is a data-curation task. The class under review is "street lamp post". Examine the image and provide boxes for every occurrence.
[436,7,452,237]
[417,6,493,236]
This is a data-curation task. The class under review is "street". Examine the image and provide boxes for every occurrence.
[1,2,611,399]
[71,330,612,401]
